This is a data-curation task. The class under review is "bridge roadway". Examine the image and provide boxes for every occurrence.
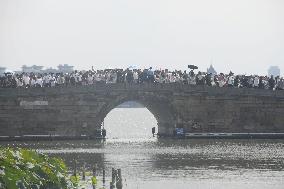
[0,83,284,140]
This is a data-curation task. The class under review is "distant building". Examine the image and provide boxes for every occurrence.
[20,64,74,74]
[207,64,217,75]
[0,67,6,76]
[268,66,280,77]
[43,67,58,73]
[22,65,44,73]
[58,64,74,73]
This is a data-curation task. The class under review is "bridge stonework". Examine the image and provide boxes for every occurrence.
[0,84,284,138]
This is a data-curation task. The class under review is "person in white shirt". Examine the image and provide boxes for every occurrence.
[50,74,56,87]
[36,76,43,87]
[133,71,138,84]
[228,75,234,87]
[16,77,23,88]
[253,76,259,88]
[22,74,30,87]
[57,74,65,86]
[87,74,94,85]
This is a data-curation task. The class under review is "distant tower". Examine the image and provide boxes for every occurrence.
[207,64,217,75]
[268,66,280,77]
[0,67,6,75]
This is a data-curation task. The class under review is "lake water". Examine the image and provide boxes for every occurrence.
[1,107,284,189]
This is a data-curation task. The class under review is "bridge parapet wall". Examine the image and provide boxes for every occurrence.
[1,83,284,97]
[0,84,284,138]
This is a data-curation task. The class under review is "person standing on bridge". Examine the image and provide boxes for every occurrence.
[133,70,139,84]
[126,69,134,84]
[278,78,284,90]
[147,67,155,83]
[253,76,260,88]
[268,76,275,90]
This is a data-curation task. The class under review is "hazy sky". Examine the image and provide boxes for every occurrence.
[0,0,283,75]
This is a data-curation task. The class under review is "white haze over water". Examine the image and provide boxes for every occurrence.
[0,0,284,75]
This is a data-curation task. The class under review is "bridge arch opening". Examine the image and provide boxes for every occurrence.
[103,101,158,139]
[95,94,176,139]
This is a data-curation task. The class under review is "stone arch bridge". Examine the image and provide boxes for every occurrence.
[0,84,284,139]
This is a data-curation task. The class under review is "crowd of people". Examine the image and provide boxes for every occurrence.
[0,67,284,90]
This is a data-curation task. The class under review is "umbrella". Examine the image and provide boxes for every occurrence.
[188,65,198,70]
[4,70,15,76]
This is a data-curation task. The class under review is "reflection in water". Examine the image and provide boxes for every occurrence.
[1,108,284,189]
[1,139,284,189]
